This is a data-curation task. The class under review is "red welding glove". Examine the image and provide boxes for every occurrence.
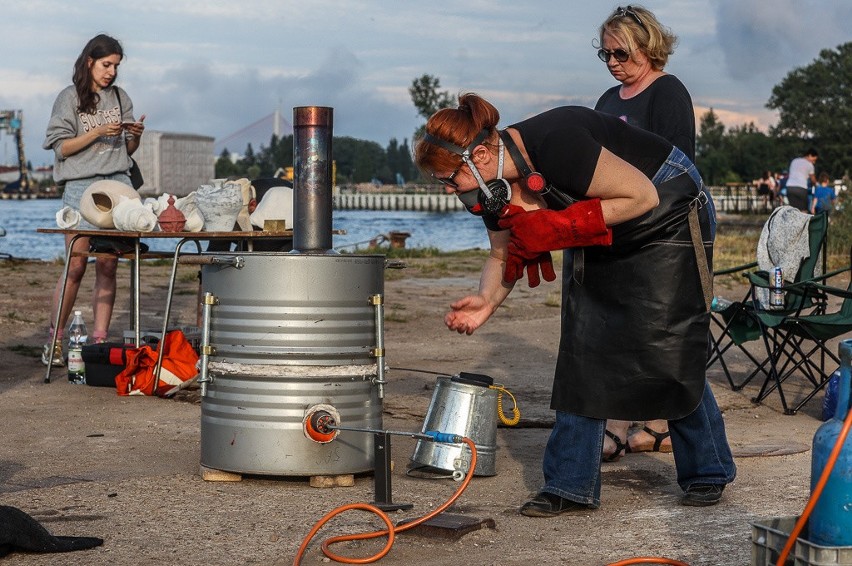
[504,251,556,288]
[497,200,612,261]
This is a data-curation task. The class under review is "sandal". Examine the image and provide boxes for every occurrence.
[628,425,673,453]
[602,430,629,462]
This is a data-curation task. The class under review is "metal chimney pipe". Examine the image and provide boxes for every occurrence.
[292,106,334,253]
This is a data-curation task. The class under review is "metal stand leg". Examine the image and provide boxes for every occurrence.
[132,238,141,347]
[154,238,200,383]
[44,234,83,383]
[372,431,413,512]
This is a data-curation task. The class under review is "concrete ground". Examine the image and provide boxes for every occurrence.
[0,254,842,566]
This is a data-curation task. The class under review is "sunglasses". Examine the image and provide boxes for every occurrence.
[597,48,630,63]
[432,161,464,189]
[614,5,647,32]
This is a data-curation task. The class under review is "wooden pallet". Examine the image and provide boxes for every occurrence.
[199,465,355,488]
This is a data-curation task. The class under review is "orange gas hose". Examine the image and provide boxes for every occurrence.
[606,558,689,566]
[293,437,477,565]
[776,403,852,566]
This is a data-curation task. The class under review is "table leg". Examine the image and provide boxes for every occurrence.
[44,234,83,383]
[132,239,141,347]
[154,238,200,385]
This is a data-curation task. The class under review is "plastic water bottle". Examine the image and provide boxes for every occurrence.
[67,311,88,384]
[710,296,733,311]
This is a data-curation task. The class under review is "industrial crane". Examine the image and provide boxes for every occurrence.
[0,110,31,194]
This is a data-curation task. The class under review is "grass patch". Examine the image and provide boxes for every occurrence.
[713,226,761,271]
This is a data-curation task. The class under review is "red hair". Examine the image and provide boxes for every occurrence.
[414,93,501,174]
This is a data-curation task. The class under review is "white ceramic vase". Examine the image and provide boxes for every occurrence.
[196,183,243,232]
[79,180,141,229]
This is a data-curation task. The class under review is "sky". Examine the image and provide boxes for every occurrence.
[2,0,851,169]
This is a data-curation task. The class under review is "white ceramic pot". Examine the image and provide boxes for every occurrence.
[79,180,141,229]
[196,184,243,232]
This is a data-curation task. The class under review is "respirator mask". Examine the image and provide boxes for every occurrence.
[424,129,512,216]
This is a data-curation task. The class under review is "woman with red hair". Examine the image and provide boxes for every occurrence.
[415,92,735,516]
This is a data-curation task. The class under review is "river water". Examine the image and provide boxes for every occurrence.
[0,199,491,261]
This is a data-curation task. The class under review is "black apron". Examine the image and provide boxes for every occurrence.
[552,170,712,421]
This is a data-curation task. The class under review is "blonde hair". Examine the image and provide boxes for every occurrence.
[595,5,677,70]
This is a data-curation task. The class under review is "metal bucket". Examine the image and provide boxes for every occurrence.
[410,373,498,476]
[199,252,385,476]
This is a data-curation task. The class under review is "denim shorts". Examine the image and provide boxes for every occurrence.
[61,173,132,230]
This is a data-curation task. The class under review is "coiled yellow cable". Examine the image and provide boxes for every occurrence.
[490,384,520,426]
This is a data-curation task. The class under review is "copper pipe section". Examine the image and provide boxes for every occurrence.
[292,106,334,253]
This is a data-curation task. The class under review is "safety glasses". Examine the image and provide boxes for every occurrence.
[597,48,631,63]
[431,161,464,189]
[614,5,647,31]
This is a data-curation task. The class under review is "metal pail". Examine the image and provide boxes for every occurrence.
[410,373,498,476]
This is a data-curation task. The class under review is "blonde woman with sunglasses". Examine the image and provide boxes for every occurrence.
[594,5,705,461]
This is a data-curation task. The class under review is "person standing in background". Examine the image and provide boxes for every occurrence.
[593,4,702,460]
[594,5,694,159]
[42,34,145,365]
[756,170,777,210]
[810,172,836,216]
[784,148,818,212]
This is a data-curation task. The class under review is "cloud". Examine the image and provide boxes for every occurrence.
[128,44,420,156]
[713,0,852,81]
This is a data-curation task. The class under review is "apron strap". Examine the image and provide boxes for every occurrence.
[688,203,713,312]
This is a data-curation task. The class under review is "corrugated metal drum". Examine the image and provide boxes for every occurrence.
[199,252,384,476]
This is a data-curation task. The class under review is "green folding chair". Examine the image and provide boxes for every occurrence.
[707,211,829,392]
[750,247,852,414]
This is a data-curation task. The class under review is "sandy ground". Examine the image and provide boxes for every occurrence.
[0,249,843,566]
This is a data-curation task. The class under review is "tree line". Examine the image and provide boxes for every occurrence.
[699,43,851,185]
[216,42,851,188]
[215,135,417,185]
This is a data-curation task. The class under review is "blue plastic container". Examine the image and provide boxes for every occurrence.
[823,369,840,421]
[810,339,852,546]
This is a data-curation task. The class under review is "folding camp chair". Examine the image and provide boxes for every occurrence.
[750,248,852,414]
[707,262,760,390]
[707,209,828,392]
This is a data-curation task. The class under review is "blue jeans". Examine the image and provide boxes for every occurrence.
[541,382,736,507]
[651,146,717,240]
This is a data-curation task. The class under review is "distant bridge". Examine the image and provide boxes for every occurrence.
[214,110,294,156]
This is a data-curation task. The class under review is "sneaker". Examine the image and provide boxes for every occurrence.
[519,492,592,517]
[41,342,65,367]
[681,483,725,507]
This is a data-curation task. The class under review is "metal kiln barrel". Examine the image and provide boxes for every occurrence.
[198,106,385,476]
[199,253,384,476]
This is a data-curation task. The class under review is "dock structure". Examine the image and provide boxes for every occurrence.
[334,192,465,212]
[333,185,774,215]
[0,192,55,200]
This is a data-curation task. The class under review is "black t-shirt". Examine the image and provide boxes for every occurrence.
[514,106,671,197]
[595,74,695,161]
[480,107,672,231]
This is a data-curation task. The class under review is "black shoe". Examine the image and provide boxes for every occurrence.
[681,484,725,507]
[519,492,591,517]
